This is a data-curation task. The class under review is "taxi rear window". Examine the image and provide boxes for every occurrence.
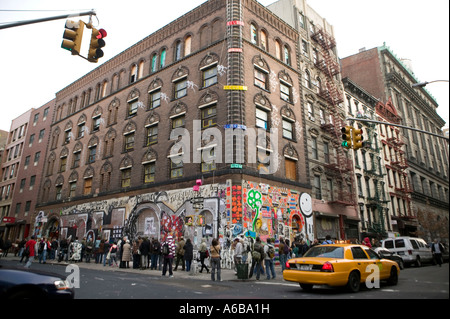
[304,246,344,258]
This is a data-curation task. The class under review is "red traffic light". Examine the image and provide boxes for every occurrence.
[96,28,107,39]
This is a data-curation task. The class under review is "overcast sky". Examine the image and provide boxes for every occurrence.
[0,0,448,132]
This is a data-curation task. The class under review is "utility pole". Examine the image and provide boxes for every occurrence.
[346,117,449,142]
[0,11,96,30]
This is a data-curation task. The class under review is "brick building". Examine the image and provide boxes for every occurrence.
[36,0,312,252]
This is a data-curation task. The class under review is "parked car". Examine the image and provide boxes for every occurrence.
[381,236,433,267]
[0,265,74,299]
[374,247,404,269]
[283,244,399,292]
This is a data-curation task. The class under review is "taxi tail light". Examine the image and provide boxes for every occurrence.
[321,262,334,272]
[285,261,291,269]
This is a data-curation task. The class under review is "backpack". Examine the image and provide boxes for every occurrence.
[251,250,261,261]
[162,242,170,255]
[267,246,275,259]
[283,243,289,255]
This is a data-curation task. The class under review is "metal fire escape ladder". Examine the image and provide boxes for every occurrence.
[313,27,355,206]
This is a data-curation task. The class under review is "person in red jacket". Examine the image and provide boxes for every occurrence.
[24,235,37,268]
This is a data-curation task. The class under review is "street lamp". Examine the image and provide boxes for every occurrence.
[411,80,449,88]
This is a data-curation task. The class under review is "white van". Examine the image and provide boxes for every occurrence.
[381,236,433,267]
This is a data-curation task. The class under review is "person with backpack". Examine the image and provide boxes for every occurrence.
[150,238,161,270]
[264,238,276,280]
[249,237,265,280]
[279,237,289,271]
[161,234,176,277]
[233,238,243,275]
[198,238,209,274]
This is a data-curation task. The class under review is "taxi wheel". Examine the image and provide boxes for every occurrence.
[299,283,313,292]
[346,271,360,293]
[387,267,398,285]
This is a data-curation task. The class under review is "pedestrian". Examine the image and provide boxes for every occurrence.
[198,238,210,273]
[109,241,118,267]
[298,239,309,257]
[162,234,176,277]
[322,235,334,245]
[249,236,264,280]
[102,239,110,266]
[132,239,140,269]
[85,237,94,263]
[18,238,27,260]
[310,238,319,247]
[59,237,69,262]
[139,237,150,270]
[2,238,11,257]
[362,237,372,248]
[183,238,194,272]
[242,237,250,264]
[24,236,37,268]
[264,238,276,280]
[431,239,445,267]
[150,238,161,270]
[94,236,102,263]
[233,238,243,275]
[70,237,82,262]
[121,239,132,268]
[38,237,51,264]
[278,237,288,271]
[50,238,58,260]
[210,238,221,281]
[174,236,185,271]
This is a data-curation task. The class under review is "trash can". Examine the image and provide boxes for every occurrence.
[236,263,249,280]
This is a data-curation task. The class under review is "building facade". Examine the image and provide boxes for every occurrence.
[34,0,313,260]
[267,0,359,242]
[341,45,449,244]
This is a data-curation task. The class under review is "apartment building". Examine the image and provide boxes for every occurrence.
[341,45,449,243]
[267,0,359,241]
[0,110,32,240]
[35,0,312,249]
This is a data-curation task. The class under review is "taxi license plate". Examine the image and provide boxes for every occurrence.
[299,264,312,271]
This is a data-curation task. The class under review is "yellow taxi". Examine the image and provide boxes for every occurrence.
[283,244,400,292]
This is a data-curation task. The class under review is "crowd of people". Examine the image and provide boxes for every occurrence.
[1,234,446,278]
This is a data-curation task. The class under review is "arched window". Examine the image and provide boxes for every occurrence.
[275,40,282,60]
[260,30,267,50]
[184,35,192,56]
[251,24,258,45]
[160,49,166,68]
[151,54,158,72]
[174,40,182,61]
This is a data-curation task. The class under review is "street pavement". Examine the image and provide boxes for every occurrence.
[0,254,286,283]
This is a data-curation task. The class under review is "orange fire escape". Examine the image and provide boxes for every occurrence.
[313,27,355,207]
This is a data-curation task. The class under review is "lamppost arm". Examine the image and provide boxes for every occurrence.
[411,80,449,88]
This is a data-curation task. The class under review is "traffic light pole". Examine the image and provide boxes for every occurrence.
[346,117,449,142]
[0,10,96,30]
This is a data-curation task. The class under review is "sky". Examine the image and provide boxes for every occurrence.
[0,0,448,132]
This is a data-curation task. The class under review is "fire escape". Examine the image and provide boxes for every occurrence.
[312,27,355,207]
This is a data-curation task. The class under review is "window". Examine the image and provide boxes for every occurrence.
[280,83,291,102]
[83,178,92,195]
[34,152,41,166]
[351,247,368,260]
[29,134,35,147]
[56,186,62,200]
[59,156,67,172]
[78,123,85,139]
[324,142,330,163]
[175,41,182,61]
[311,137,318,160]
[284,46,291,65]
[151,54,158,72]
[92,116,101,132]
[184,36,192,56]
[130,65,138,83]
[88,146,96,164]
[314,175,322,199]
[174,79,187,99]
[128,100,139,117]
[260,30,267,50]
[282,120,293,139]
[124,133,135,152]
[305,70,312,89]
[251,24,257,44]
[69,182,76,198]
[298,13,305,29]
[146,125,158,146]
[254,68,268,90]
[20,179,26,192]
[72,151,81,168]
[257,150,271,174]
[160,49,166,68]
[121,168,131,188]
[201,148,216,172]
[202,66,218,88]
[201,105,217,129]
[275,40,281,60]
[256,108,268,130]
[285,158,297,181]
[170,159,183,179]
[144,163,155,184]
[43,107,49,120]
[29,175,36,190]
[172,115,185,129]
[64,129,71,144]
[39,129,45,142]
[149,90,161,109]
[301,40,308,56]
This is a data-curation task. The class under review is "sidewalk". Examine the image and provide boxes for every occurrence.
[0,255,286,283]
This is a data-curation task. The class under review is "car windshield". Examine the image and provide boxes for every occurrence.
[303,246,344,259]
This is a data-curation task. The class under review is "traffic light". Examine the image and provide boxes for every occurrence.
[341,126,353,149]
[87,28,107,63]
[352,127,364,150]
[61,20,85,55]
